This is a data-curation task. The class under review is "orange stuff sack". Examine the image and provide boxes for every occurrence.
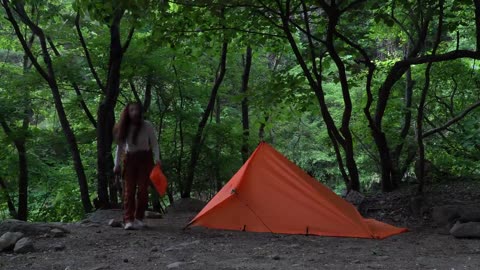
[150,164,168,196]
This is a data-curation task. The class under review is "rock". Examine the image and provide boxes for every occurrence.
[432,205,461,226]
[0,232,24,251]
[165,240,201,251]
[0,219,69,237]
[150,247,158,252]
[85,209,123,224]
[410,195,428,217]
[52,243,66,251]
[167,262,186,268]
[271,255,281,260]
[87,264,110,270]
[145,211,162,219]
[14,237,34,253]
[79,219,91,224]
[458,210,480,223]
[345,190,365,207]
[165,198,207,214]
[432,204,480,228]
[107,219,122,228]
[50,228,65,238]
[450,221,480,238]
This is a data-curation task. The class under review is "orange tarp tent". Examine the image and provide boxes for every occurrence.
[187,142,407,239]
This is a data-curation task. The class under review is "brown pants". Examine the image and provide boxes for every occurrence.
[123,150,153,222]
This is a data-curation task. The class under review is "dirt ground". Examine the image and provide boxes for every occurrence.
[1,180,480,270]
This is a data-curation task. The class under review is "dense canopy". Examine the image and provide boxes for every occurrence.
[0,0,479,222]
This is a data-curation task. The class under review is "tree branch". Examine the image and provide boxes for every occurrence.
[46,36,97,128]
[75,12,105,93]
[122,26,135,53]
[129,79,142,104]
[423,99,480,138]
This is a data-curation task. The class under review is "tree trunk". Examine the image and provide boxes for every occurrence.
[475,0,480,51]
[215,97,222,191]
[96,10,125,208]
[0,177,17,219]
[274,2,361,190]
[391,65,414,184]
[258,117,267,141]
[143,76,153,112]
[3,1,93,212]
[417,0,444,194]
[182,41,228,198]
[15,142,28,220]
[241,46,252,162]
[46,37,97,128]
[322,6,359,191]
[0,119,27,220]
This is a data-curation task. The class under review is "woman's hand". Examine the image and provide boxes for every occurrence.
[113,165,121,175]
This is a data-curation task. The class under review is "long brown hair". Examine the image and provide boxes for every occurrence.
[113,102,144,145]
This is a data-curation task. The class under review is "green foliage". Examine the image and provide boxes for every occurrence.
[1,0,480,222]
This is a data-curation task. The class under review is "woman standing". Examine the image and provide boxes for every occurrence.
[113,102,160,230]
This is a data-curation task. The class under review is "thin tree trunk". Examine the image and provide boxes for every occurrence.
[46,37,97,128]
[391,65,414,184]
[15,142,28,220]
[241,46,252,162]
[0,118,27,220]
[0,176,17,219]
[182,41,228,198]
[96,9,126,208]
[172,62,185,198]
[321,4,359,191]
[144,76,153,112]
[258,115,268,141]
[278,2,356,189]
[417,0,444,194]
[3,1,93,212]
[151,107,165,212]
[215,97,222,191]
[475,0,480,51]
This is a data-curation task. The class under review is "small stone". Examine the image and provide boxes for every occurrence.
[108,219,122,228]
[272,255,281,260]
[150,247,158,252]
[0,232,24,251]
[123,258,129,263]
[145,211,163,219]
[87,264,109,270]
[167,262,186,268]
[53,244,66,251]
[345,190,365,207]
[50,228,65,238]
[450,221,480,238]
[393,215,402,222]
[13,237,34,253]
[79,219,91,224]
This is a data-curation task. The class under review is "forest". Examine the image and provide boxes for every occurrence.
[0,0,479,223]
